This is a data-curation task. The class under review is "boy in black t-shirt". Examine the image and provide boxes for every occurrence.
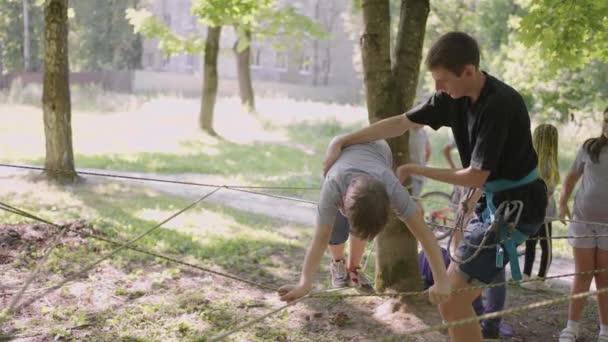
[323,32,546,342]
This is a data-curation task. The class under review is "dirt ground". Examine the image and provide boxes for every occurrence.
[0,223,603,342]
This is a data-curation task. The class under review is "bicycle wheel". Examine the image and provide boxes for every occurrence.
[419,191,456,240]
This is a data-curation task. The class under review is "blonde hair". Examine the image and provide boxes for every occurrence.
[533,124,560,187]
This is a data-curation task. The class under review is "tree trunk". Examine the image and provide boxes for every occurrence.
[360,0,429,292]
[43,0,77,182]
[233,27,255,113]
[23,0,31,71]
[199,26,221,135]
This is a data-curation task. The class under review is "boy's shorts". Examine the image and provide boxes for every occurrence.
[329,212,350,245]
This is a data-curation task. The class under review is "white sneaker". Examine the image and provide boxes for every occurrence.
[558,328,578,342]
[520,276,548,291]
[330,259,349,288]
[348,268,375,294]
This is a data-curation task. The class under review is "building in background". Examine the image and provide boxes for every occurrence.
[140,0,362,102]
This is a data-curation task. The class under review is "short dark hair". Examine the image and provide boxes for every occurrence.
[425,31,480,76]
[343,175,390,241]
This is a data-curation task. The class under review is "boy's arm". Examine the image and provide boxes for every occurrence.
[401,206,451,304]
[279,223,332,302]
[398,164,489,189]
[323,115,417,175]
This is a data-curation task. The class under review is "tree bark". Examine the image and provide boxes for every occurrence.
[43,0,77,182]
[200,26,221,135]
[233,27,255,113]
[360,0,429,292]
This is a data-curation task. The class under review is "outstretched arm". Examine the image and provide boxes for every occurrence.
[323,115,418,175]
[278,223,332,302]
[401,206,451,304]
[398,164,490,189]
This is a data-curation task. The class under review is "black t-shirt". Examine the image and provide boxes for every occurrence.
[407,73,546,224]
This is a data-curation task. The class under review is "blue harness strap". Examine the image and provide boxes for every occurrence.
[482,168,539,281]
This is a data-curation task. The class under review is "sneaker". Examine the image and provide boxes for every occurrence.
[481,323,499,340]
[348,268,375,294]
[599,334,608,342]
[558,328,578,342]
[330,259,349,288]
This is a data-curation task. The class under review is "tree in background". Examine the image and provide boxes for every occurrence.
[359,0,430,292]
[42,0,76,182]
[0,0,44,73]
[128,0,326,134]
[69,0,142,71]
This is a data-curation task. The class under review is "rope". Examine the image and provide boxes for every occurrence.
[4,163,607,230]
[0,202,72,311]
[404,286,608,337]
[0,163,320,190]
[0,186,224,312]
[310,267,608,299]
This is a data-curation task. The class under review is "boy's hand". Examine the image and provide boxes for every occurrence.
[323,138,343,176]
[278,283,312,302]
[397,164,420,183]
[428,281,451,305]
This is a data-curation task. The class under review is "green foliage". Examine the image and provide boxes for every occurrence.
[69,0,142,71]
[190,0,273,27]
[126,8,205,56]
[518,0,608,72]
[128,0,327,56]
[419,0,608,119]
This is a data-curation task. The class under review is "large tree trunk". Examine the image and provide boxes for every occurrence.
[233,27,255,113]
[23,0,31,71]
[360,0,429,292]
[199,26,221,135]
[43,0,77,182]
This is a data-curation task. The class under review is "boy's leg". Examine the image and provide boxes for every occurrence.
[439,263,484,342]
[347,235,374,293]
[328,244,345,261]
[481,269,507,338]
[347,235,366,270]
[328,213,350,287]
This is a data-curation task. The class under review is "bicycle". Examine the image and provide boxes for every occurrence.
[419,190,458,241]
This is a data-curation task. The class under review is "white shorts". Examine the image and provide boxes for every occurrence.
[568,221,608,250]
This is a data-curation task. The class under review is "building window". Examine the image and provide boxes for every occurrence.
[275,51,287,71]
[299,54,311,74]
[250,47,262,68]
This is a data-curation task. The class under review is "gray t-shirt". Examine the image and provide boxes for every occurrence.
[571,145,608,223]
[409,128,429,183]
[317,141,418,227]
